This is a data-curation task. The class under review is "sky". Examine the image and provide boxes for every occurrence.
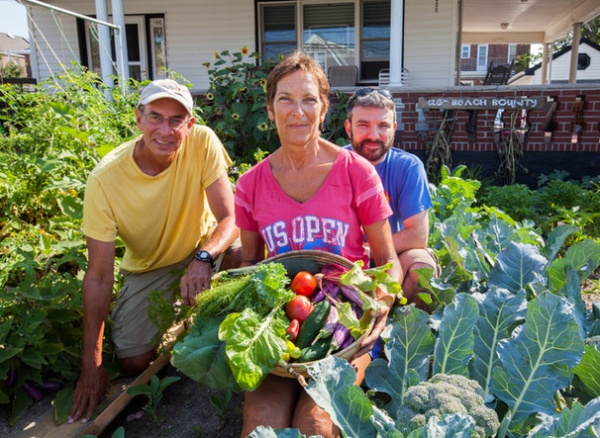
[0,0,28,39]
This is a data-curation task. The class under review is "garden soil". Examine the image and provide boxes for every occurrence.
[2,290,600,438]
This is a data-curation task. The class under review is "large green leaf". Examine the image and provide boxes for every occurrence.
[305,356,377,438]
[488,242,547,294]
[490,292,585,425]
[541,224,578,261]
[433,293,478,376]
[170,317,240,391]
[219,307,288,392]
[527,399,600,437]
[573,345,600,398]
[365,306,434,415]
[471,288,527,394]
[547,239,600,293]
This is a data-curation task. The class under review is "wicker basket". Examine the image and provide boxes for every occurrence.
[262,250,374,379]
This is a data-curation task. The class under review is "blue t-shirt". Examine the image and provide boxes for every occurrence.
[344,146,432,232]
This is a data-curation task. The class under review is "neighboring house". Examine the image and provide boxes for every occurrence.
[509,38,600,85]
[460,43,529,85]
[24,0,457,91]
[0,32,30,78]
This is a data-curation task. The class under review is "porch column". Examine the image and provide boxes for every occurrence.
[111,0,129,84]
[389,0,404,87]
[568,22,582,84]
[94,0,114,88]
[540,43,549,84]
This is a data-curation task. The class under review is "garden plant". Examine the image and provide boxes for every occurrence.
[1,57,600,438]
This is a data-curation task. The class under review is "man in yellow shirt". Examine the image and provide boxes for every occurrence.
[68,79,240,424]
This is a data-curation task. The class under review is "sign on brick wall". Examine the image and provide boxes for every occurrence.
[418,96,549,110]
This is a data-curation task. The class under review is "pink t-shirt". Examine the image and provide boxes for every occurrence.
[235,148,392,264]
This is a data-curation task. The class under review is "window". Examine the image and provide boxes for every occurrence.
[260,4,297,62]
[578,53,591,70]
[477,44,488,71]
[507,44,517,63]
[258,0,390,82]
[303,3,354,70]
[461,44,470,59]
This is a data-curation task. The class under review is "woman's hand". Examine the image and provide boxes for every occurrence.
[351,293,394,360]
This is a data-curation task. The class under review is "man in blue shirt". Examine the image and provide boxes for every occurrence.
[345,88,440,310]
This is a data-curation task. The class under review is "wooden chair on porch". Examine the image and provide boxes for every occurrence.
[483,60,514,85]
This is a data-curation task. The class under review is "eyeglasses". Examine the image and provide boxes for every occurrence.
[353,87,393,100]
[142,111,189,130]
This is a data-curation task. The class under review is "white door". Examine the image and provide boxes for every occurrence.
[85,15,166,81]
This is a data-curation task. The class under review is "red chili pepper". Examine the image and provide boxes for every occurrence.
[286,319,300,341]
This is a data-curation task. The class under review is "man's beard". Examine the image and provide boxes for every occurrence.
[352,137,392,163]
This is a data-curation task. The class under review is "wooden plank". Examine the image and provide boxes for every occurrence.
[12,323,186,438]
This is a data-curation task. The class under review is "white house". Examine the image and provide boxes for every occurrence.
[20,0,600,92]
[510,38,600,85]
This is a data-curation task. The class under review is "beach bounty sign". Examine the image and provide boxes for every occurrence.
[418,96,551,111]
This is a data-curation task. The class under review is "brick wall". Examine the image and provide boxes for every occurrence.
[388,84,600,154]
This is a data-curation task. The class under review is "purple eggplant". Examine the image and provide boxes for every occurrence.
[312,281,340,303]
[330,323,351,352]
[6,368,17,388]
[23,381,44,401]
[340,333,354,350]
[339,284,363,308]
[40,380,64,392]
[312,305,339,343]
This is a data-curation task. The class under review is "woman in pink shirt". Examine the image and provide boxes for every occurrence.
[235,51,401,438]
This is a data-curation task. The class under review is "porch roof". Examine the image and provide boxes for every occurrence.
[462,0,600,44]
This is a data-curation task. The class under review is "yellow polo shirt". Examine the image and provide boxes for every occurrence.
[82,124,232,272]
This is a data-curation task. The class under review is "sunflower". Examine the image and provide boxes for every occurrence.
[241,46,249,56]
[258,122,269,132]
[205,92,214,101]
[231,113,240,120]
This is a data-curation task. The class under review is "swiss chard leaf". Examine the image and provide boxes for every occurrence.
[432,293,478,377]
[219,307,288,391]
[490,292,585,427]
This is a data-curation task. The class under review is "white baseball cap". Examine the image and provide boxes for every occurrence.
[137,79,194,114]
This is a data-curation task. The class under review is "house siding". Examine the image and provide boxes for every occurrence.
[27,0,457,90]
[27,0,255,90]
[404,0,456,87]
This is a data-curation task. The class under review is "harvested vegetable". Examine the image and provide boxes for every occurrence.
[291,271,317,296]
[286,319,300,341]
[195,263,291,318]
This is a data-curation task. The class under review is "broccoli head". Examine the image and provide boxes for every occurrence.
[395,373,500,437]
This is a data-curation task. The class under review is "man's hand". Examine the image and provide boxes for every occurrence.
[68,364,109,424]
[180,259,213,306]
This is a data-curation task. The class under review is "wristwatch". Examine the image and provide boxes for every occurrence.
[194,250,215,268]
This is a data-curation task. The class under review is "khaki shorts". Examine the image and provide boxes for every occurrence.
[110,261,186,359]
[398,248,441,280]
[110,238,241,359]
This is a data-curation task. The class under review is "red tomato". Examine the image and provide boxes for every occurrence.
[285,295,313,324]
[291,271,317,296]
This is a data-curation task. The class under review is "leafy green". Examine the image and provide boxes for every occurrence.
[219,306,289,391]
